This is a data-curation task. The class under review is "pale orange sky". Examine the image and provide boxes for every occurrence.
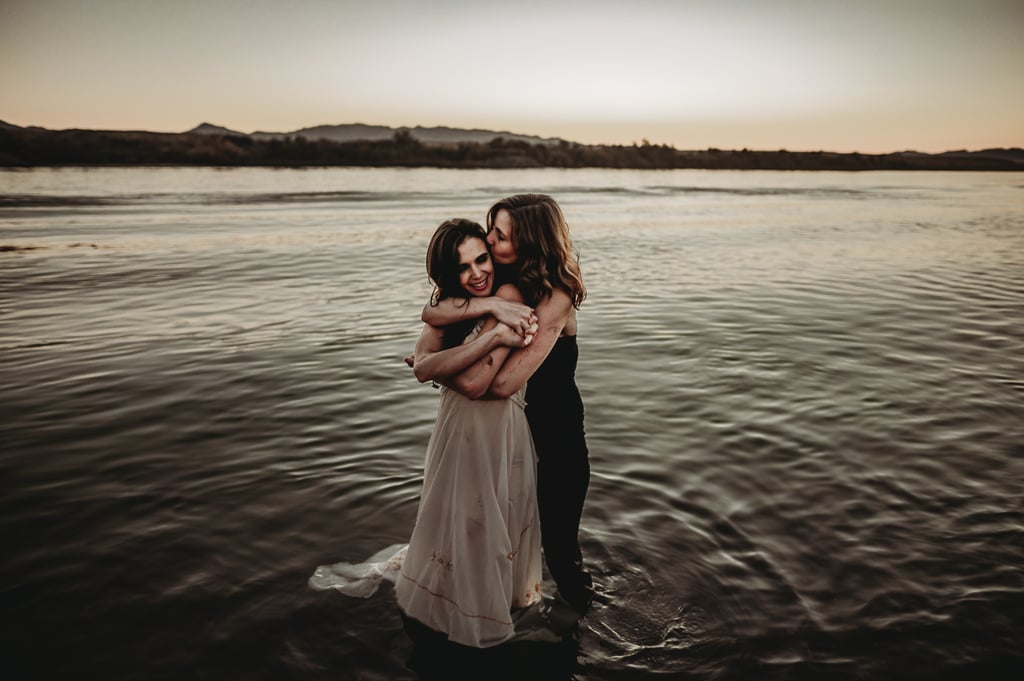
[1,0,1022,153]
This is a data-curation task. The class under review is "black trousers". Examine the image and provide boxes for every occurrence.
[527,404,593,610]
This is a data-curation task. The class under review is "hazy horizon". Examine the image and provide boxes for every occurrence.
[2,0,1022,155]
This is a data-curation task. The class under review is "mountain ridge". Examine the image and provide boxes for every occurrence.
[188,121,565,146]
[2,119,1021,159]
[2,119,1022,169]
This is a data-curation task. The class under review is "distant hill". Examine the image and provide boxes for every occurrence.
[939,148,1024,164]
[2,120,1022,170]
[187,122,248,136]
[190,121,565,146]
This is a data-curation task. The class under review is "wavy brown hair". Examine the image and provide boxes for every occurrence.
[486,194,586,309]
[426,218,488,348]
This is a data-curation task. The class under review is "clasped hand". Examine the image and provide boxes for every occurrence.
[490,298,538,339]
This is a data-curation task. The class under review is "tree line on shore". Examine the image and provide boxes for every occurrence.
[1,126,1020,171]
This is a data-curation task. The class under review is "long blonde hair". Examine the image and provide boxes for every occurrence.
[486,194,586,308]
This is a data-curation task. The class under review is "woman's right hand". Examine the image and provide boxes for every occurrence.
[489,298,537,338]
[494,322,536,348]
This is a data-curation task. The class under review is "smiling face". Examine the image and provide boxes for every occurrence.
[486,208,518,266]
[456,236,494,297]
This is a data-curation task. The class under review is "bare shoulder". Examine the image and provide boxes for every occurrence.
[535,287,572,318]
[495,282,526,303]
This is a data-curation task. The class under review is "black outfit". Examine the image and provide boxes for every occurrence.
[524,334,594,611]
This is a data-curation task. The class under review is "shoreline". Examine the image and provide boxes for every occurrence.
[2,127,1021,172]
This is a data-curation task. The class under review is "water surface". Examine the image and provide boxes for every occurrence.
[2,167,1022,680]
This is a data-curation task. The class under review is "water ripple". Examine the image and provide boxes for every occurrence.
[3,168,1023,680]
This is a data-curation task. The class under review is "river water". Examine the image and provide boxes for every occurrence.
[2,167,1022,680]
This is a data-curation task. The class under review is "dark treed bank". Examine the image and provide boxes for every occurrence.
[1,122,1022,171]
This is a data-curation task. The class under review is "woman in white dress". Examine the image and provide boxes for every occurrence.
[310,219,543,648]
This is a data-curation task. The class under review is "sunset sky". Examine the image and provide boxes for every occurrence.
[2,0,1022,153]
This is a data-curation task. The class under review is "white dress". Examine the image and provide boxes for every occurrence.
[310,323,542,648]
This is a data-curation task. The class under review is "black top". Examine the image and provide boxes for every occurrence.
[525,335,584,431]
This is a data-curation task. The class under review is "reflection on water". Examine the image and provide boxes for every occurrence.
[2,167,1023,680]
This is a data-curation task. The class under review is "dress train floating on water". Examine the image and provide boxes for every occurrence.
[309,543,407,597]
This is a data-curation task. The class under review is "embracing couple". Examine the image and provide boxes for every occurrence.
[311,193,593,648]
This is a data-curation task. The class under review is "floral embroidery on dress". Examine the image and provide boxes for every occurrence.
[430,550,454,572]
